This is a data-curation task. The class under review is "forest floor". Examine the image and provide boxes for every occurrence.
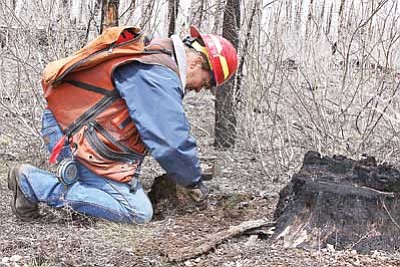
[1,93,400,267]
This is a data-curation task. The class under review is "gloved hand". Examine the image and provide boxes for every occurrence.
[185,180,209,207]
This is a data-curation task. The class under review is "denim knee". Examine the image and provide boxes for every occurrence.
[128,203,153,224]
[141,205,153,223]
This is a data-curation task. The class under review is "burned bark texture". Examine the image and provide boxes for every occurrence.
[148,172,214,219]
[148,175,180,206]
[214,0,240,149]
[272,151,400,252]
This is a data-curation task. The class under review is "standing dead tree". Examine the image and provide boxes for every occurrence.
[190,0,205,29]
[337,0,346,40]
[140,0,155,29]
[167,0,179,36]
[236,0,260,106]
[214,0,240,149]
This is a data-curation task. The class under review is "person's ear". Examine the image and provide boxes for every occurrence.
[188,56,199,70]
[189,55,203,69]
[189,60,196,70]
[193,55,203,65]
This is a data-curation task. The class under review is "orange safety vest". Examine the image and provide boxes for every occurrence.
[43,39,179,183]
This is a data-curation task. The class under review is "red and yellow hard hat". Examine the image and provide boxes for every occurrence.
[189,26,238,86]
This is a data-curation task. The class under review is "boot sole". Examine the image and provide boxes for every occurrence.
[7,166,39,221]
[8,167,22,219]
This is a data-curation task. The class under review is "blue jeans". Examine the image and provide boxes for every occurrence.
[17,109,153,223]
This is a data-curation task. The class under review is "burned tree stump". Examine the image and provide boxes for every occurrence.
[272,151,400,252]
[147,174,190,218]
[148,168,215,218]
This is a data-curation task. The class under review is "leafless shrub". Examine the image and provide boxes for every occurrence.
[236,0,400,181]
[0,0,97,155]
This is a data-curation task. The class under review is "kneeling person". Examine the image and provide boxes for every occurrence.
[8,26,238,223]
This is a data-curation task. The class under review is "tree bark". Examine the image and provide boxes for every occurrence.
[100,0,119,33]
[236,0,258,106]
[140,0,155,28]
[272,151,400,252]
[305,0,314,38]
[167,0,179,36]
[212,0,224,33]
[326,2,333,35]
[190,0,204,29]
[214,0,240,149]
[294,0,303,35]
[338,0,346,39]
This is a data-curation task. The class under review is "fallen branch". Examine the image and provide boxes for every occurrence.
[168,218,274,261]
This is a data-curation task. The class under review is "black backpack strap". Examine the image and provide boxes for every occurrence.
[64,80,117,96]
[62,79,143,160]
[89,121,139,155]
[62,80,120,137]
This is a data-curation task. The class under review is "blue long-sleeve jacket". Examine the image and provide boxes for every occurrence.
[113,61,201,187]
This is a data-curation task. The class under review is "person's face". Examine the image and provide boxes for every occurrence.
[185,54,213,93]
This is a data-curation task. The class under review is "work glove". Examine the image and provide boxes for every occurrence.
[185,180,209,208]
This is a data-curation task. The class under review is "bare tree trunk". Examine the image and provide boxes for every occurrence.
[294,0,303,36]
[319,0,326,36]
[140,0,155,28]
[212,0,224,33]
[100,0,120,33]
[338,0,346,39]
[286,0,292,30]
[119,0,136,23]
[168,0,179,36]
[367,1,375,38]
[190,0,205,29]
[61,0,71,24]
[214,0,240,149]
[305,0,314,38]
[236,0,258,105]
[326,2,333,36]
[320,0,325,20]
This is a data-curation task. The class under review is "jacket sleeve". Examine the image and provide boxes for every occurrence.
[113,61,201,187]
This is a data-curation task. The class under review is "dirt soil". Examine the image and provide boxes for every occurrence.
[1,93,400,266]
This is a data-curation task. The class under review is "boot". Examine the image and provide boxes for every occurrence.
[7,165,40,221]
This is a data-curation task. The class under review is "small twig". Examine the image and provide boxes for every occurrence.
[263,0,281,9]
[190,122,211,137]
[381,198,400,230]
[359,186,395,198]
[348,227,377,250]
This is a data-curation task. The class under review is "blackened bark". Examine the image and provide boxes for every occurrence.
[214,0,240,149]
[168,0,179,36]
[273,151,400,252]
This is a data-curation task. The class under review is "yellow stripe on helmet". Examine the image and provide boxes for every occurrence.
[191,41,213,70]
[208,36,229,79]
[219,55,230,79]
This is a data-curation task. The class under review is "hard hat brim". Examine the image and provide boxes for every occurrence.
[189,26,202,40]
